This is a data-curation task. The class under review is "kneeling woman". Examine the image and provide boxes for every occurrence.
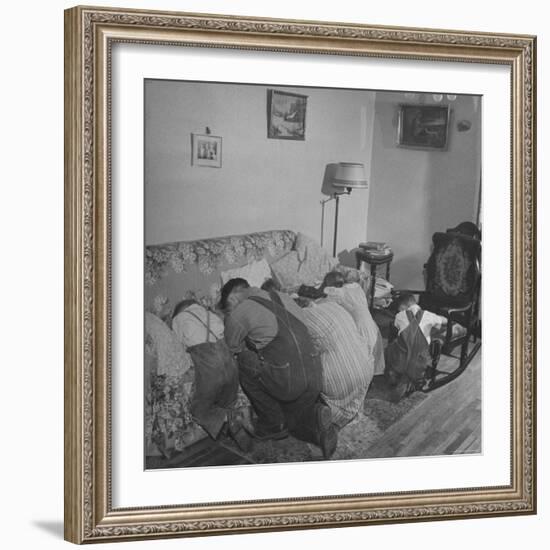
[301,301,374,428]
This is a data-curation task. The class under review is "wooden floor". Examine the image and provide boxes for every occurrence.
[364,347,482,458]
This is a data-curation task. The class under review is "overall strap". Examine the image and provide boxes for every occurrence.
[405,308,424,325]
[248,293,297,331]
[268,289,284,308]
[267,290,296,340]
[245,295,278,355]
[247,294,308,373]
[404,308,424,342]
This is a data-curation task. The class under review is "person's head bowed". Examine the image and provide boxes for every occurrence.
[320,271,346,291]
[219,278,250,313]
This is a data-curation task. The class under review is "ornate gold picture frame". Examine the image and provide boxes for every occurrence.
[64,5,536,544]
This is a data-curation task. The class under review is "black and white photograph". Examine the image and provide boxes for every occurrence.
[144,79,482,469]
[191,133,222,167]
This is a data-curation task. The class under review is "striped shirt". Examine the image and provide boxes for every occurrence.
[301,301,374,427]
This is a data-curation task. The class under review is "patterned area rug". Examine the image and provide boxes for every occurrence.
[232,375,428,465]
[146,374,428,468]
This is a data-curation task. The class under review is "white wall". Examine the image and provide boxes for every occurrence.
[145,79,375,261]
[368,92,481,288]
[2,2,547,550]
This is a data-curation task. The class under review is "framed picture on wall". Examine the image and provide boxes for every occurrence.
[267,89,308,140]
[64,5,536,544]
[191,133,222,167]
[397,104,451,150]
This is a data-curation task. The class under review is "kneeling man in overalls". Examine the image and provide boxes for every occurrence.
[220,278,337,459]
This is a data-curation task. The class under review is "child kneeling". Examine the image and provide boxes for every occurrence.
[385,293,447,400]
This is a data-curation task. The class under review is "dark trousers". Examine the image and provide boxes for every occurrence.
[188,341,239,439]
[237,350,322,445]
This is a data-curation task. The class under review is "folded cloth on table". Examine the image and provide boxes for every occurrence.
[373,277,394,309]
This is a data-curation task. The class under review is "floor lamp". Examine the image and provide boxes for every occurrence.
[322,162,368,257]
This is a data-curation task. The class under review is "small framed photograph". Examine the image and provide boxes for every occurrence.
[191,133,222,167]
[397,103,451,150]
[267,89,307,140]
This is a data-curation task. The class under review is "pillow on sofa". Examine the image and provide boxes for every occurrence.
[220,258,271,288]
[271,234,338,289]
[270,251,303,290]
[296,232,338,274]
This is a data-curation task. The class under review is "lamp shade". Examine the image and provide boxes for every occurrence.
[332,162,368,189]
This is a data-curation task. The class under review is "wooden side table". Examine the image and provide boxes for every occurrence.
[355,250,394,308]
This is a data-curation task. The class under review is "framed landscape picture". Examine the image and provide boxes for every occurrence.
[267,89,307,140]
[397,104,451,150]
[64,5,536,544]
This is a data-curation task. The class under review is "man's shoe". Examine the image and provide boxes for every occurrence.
[320,423,338,460]
[315,403,338,459]
[225,414,253,452]
[245,421,289,441]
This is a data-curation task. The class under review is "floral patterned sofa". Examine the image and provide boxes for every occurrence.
[144,229,369,459]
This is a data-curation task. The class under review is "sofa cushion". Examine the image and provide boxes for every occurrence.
[270,233,339,290]
[270,251,303,290]
[220,258,271,288]
[295,232,338,280]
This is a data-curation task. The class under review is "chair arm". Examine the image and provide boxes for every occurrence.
[392,289,427,297]
[440,304,472,317]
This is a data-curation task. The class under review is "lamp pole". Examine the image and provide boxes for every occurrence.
[332,187,351,258]
[332,193,340,258]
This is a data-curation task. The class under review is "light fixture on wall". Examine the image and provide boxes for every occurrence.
[432,93,457,102]
[321,162,368,257]
[403,92,458,103]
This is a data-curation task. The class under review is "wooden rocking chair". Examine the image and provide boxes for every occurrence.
[392,229,481,391]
